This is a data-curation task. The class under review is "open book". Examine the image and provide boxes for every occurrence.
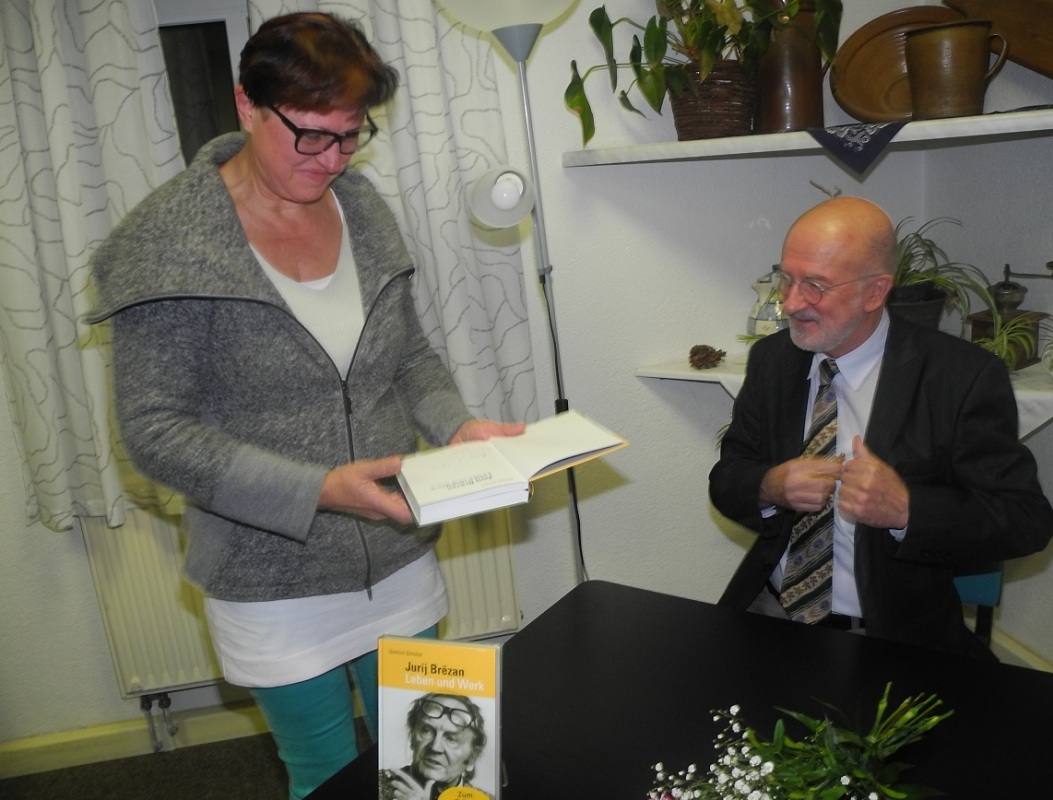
[397,409,627,525]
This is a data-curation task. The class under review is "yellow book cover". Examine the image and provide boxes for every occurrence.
[377,635,501,800]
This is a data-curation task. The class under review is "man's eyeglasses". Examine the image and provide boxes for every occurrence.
[268,105,377,155]
[420,699,474,728]
[772,269,884,305]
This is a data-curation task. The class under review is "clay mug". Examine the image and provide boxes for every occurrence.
[905,20,1008,120]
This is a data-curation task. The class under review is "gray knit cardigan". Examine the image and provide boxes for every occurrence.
[89,133,472,601]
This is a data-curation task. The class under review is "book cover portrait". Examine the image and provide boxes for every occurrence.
[378,636,501,800]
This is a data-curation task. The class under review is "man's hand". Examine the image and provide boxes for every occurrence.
[838,435,910,529]
[760,454,844,513]
[449,418,526,445]
[319,455,413,524]
[382,768,434,800]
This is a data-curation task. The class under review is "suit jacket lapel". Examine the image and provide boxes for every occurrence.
[865,315,922,460]
[778,344,813,460]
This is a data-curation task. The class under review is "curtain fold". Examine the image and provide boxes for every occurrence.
[0,0,184,530]
[248,0,538,423]
[0,0,536,531]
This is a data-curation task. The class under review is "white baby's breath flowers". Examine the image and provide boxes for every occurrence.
[647,686,950,800]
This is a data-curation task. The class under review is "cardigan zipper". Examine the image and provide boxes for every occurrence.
[338,266,411,599]
[340,375,373,600]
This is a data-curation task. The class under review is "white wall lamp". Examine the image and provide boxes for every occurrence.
[438,0,587,583]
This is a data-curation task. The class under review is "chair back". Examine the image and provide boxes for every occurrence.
[953,565,1003,607]
[953,562,1003,647]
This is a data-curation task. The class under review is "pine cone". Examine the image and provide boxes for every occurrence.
[689,344,726,370]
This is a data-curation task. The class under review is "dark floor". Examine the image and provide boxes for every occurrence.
[0,734,288,800]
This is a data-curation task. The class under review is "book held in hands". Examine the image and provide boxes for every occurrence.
[377,635,501,800]
[396,409,628,525]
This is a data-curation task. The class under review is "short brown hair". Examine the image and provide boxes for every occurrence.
[239,12,399,113]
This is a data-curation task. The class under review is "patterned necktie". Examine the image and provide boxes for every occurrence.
[780,358,839,623]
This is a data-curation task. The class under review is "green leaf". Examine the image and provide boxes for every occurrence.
[664,64,694,98]
[773,717,786,750]
[636,64,667,113]
[588,6,617,90]
[617,90,646,116]
[815,0,844,65]
[629,35,643,82]
[643,15,670,69]
[819,785,848,800]
[564,61,596,146]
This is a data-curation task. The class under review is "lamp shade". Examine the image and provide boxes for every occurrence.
[468,167,535,229]
[439,0,575,32]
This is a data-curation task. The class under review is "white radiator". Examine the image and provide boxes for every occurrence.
[82,508,519,698]
[434,509,521,640]
[82,510,222,697]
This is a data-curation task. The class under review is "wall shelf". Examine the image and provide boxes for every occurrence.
[563,108,1053,168]
[637,359,1053,440]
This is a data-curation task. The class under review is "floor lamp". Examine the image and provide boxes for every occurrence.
[438,0,587,584]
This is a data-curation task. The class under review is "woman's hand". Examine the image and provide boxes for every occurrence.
[448,418,526,446]
[318,455,413,524]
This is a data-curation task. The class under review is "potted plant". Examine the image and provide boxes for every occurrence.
[974,311,1045,372]
[890,216,997,331]
[892,217,1047,371]
[564,1,842,146]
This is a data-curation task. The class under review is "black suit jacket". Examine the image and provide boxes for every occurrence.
[709,314,1053,658]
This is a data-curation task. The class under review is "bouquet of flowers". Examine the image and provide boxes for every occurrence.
[648,683,952,800]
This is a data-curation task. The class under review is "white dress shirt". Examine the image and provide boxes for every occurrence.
[772,310,891,618]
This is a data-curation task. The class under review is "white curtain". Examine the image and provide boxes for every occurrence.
[247,0,539,422]
[0,0,185,530]
[0,0,537,531]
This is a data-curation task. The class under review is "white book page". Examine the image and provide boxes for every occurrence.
[397,440,526,507]
[489,409,626,479]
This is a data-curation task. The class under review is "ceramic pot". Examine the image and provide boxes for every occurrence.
[905,20,1008,120]
[756,0,824,132]
[887,283,948,329]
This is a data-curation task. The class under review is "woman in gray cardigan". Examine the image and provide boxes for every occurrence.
[89,13,521,799]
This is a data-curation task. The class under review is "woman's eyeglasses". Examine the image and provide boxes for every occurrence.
[268,106,377,155]
[420,699,474,728]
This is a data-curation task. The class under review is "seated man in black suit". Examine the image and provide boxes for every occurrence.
[709,196,1053,659]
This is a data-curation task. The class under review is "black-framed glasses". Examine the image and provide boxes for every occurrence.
[420,699,474,728]
[268,105,377,155]
[772,269,884,305]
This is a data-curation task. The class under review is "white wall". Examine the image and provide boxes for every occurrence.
[500,0,1053,645]
[2,0,1052,754]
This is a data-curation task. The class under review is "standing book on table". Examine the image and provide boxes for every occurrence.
[396,409,628,525]
[377,635,501,800]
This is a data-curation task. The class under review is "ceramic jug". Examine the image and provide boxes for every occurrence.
[747,270,789,336]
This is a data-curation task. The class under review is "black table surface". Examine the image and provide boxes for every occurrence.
[309,579,1053,799]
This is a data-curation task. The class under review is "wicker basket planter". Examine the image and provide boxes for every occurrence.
[668,61,756,141]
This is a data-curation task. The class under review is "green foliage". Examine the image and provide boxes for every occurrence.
[893,216,1044,370]
[565,1,843,146]
[974,312,1046,372]
[893,216,996,322]
[648,683,952,800]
